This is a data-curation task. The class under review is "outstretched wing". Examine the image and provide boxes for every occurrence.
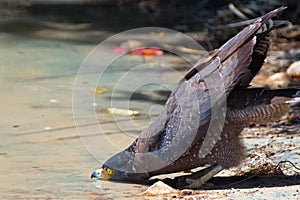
[134,7,286,155]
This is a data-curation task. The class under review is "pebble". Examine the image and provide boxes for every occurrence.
[181,189,193,195]
[287,61,300,78]
[267,72,291,87]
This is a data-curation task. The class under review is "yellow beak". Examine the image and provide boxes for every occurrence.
[91,168,110,180]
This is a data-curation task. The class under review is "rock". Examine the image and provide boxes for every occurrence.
[267,72,291,88]
[142,181,179,196]
[180,189,194,195]
[287,61,300,78]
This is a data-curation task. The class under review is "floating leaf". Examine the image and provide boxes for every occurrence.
[113,45,164,56]
[134,48,164,56]
[106,108,139,116]
[91,87,109,94]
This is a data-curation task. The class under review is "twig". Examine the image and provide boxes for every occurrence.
[276,160,300,171]
[209,18,258,30]
[228,3,249,20]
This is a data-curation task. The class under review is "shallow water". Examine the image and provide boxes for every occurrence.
[0,33,99,199]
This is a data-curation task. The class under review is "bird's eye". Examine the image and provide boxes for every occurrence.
[104,167,113,175]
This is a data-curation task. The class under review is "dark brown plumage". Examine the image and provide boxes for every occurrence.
[91,6,299,186]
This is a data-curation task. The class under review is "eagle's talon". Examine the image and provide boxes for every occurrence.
[183,164,223,189]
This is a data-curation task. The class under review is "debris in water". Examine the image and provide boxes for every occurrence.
[106,108,140,116]
[91,87,108,94]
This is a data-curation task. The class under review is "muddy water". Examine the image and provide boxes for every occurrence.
[0,18,194,198]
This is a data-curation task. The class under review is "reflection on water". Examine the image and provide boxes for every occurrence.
[0,3,192,199]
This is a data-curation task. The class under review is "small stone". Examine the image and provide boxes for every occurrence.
[267,72,291,88]
[287,61,300,78]
[181,189,193,195]
[214,192,226,198]
[142,181,178,196]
